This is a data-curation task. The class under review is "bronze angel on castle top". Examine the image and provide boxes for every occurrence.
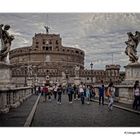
[0,24,14,62]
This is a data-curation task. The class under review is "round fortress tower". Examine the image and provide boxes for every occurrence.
[9,31,85,85]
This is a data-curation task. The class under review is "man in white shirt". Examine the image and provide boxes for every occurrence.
[79,82,85,104]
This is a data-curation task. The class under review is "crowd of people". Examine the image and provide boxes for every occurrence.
[35,82,96,105]
[35,80,140,111]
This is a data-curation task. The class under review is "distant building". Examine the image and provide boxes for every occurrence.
[9,30,121,86]
[78,64,120,84]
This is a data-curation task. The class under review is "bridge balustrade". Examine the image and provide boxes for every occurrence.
[94,85,134,104]
[0,87,33,114]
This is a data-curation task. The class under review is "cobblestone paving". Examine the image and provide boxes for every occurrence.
[0,95,38,127]
[32,95,140,127]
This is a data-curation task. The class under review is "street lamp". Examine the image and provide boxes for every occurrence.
[65,69,69,85]
[90,62,93,84]
[24,66,28,87]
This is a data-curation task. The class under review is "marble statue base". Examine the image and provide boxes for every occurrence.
[74,77,81,85]
[0,62,14,88]
[124,62,140,84]
[61,78,67,86]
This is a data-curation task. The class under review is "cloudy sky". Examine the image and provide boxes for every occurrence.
[0,13,140,70]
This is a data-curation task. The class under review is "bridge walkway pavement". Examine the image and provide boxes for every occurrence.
[31,94,140,127]
[0,94,38,127]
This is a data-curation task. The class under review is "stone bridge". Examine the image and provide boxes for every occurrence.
[0,86,140,127]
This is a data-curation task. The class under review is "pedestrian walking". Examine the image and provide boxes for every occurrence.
[83,84,86,97]
[40,86,43,95]
[77,86,81,100]
[107,82,115,111]
[86,85,91,104]
[62,85,66,94]
[48,85,53,101]
[132,80,140,110]
[57,85,63,104]
[67,84,73,103]
[79,82,85,104]
[90,84,96,99]
[43,84,49,102]
[73,84,77,100]
[35,86,38,95]
[37,86,41,95]
[98,80,105,105]
[53,83,58,100]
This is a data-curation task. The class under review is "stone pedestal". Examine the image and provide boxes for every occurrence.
[0,62,14,88]
[74,77,81,85]
[0,62,15,113]
[124,62,140,84]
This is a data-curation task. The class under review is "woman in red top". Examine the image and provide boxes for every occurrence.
[43,84,48,102]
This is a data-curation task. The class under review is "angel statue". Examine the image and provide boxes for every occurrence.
[75,65,80,78]
[62,71,66,79]
[0,24,14,62]
[125,31,140,63]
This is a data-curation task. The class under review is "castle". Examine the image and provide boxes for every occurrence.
[9,29,121,86]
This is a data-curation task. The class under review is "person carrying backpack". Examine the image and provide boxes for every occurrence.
[107,82,115,111]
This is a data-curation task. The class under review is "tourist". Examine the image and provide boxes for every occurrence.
[67,84,73,103]
[90,84,96,99]
[98,80,105,105]
[57,84,63,104]
[107,82,115,111]
[43,84,48,102]
[83,84,86,97]
[40,86,44,95]
[132,80,140,110]
[53,83,58,100]
[73,84,77,100]
[48,85,53,101]
[86,85,91,104]
[77,86,81,100]
[79,82,85,104]
[35,86,38,95]
[37,86,41,95]
[62,85,66,94]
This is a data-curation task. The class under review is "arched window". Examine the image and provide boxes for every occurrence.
[76,51,79,54]
[56,40,59,44]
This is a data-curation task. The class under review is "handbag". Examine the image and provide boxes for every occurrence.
[105,87,111,97]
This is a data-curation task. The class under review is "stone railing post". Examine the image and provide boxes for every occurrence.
[0,91,9,113]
